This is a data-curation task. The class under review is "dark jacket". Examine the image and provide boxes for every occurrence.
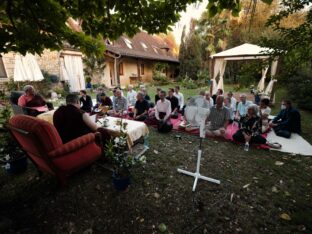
[80,95,93,112]
[166,95,179,112]
[53,105,92,143]
[273,107,301,133]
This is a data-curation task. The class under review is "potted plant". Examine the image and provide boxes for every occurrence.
[0,93,27,174]
[105,119,146,191]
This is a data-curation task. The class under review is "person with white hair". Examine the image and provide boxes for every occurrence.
[18,85,49,116]
[235,93,253,120]
[232,104,280,151]
[126,84,137,106]
[109,89,128,116]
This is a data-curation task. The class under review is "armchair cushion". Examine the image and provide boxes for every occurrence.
[52,143,101,172]
[9,115,62,153]
[48,133,96,158]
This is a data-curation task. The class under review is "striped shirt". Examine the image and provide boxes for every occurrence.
[208,105,230,130]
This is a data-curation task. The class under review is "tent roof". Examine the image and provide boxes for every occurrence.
[210,43,271,59]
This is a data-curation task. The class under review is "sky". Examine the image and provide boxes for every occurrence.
[172,0,208,45]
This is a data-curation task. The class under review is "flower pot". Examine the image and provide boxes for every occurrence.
[5,156,28,175]
[112,171,131,191]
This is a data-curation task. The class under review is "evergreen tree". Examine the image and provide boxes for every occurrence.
[179,21,202,80]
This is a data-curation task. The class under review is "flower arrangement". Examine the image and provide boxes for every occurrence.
[105,119,146,178]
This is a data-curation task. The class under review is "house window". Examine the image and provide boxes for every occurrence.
[0,57,7,78]
[123,38,133,49]
[141,64,144,75]
[119,62,124,75]
[140,42,148,51]
[152,46,158,54]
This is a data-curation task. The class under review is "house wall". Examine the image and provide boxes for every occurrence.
[119,57,139,88]
[35,49,61,78]
[98,56,178,89]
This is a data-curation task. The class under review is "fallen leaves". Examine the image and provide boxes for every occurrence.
[280,213,291,221]
[243,184,250,189]
[275,161,284,166]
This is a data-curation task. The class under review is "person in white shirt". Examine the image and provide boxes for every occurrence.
[155,90,172,132]
[227,91,237,112]
[205,91,214,108]
[126,85,137,106]
[174,85,184,110]
[235,94,253,120]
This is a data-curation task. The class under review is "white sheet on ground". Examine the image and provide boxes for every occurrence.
[267,131,312,156]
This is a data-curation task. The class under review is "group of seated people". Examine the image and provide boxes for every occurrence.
[17,84,302,150]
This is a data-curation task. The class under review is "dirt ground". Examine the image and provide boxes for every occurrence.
[1,127,312,234]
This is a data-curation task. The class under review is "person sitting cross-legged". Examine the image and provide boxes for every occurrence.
[155,90,172,133]
[80,90,93,113]
[53,94,111,144]
[166,88,179,119]
[127,84,137,107]
[233,105,279,150]
[129,92,149,121]
[235,94,253,121]
[269,100,301,138]
[206,95,230,137]
[93,92,112,114]
[108,89,128,117]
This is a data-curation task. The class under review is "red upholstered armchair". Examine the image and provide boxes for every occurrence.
[8,115,102,185]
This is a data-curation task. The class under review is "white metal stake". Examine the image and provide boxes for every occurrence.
[177,138,221,192]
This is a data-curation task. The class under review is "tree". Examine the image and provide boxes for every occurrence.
[1,0,276,57]
[260,0,312,110]
[178,20,202,80]
[0,0,202,56]
[83,55,106,84]
[158,32,179,56]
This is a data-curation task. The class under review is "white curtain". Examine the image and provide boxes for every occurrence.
[257,65,269,92]
[14,53,44,81]
[62,55,85,92]
[212,59,226,94]
[217,60,227,91]
[265,79,277,95]
[270,59,278,77]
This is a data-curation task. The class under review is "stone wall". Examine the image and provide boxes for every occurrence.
[35,49,61,78]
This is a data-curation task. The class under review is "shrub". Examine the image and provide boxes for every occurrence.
[181,76,197,89]
[286,66,312,110]
[152,71,170,85]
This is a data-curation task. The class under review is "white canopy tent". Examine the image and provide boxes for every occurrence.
[210,43,278,96]
[13,53,44,82]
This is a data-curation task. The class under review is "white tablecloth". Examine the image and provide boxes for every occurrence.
[97,116,149,147]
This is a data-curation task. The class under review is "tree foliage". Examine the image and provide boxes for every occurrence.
[0,0,202,56]
[0,0,278,57]
[179,21,202,80]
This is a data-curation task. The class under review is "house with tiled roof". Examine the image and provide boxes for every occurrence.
[101,31,179,88]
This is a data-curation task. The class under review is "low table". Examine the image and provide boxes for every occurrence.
[97,116,149,155]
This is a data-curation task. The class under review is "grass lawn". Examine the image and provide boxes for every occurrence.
[1,83,312,233]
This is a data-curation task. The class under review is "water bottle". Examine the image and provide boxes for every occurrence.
[244,142,249,152]
[144,135,149,149]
